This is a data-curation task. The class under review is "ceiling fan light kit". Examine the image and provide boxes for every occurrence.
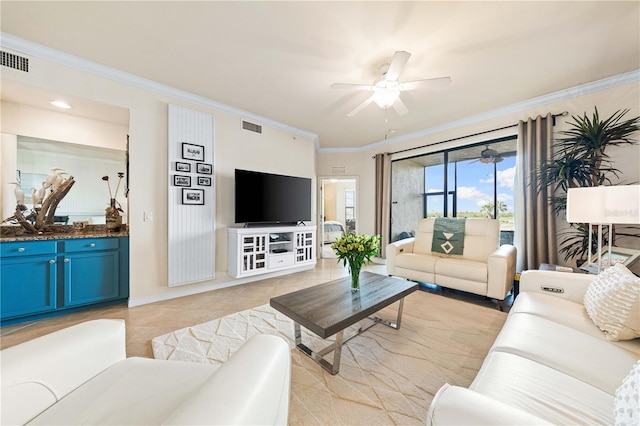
[372,80,400,109]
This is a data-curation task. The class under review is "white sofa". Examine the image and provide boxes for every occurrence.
[426,269,640,425]
[387,218,516,307]
[1,319,291,425]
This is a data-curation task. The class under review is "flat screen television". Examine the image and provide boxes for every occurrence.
[234,169,312,225]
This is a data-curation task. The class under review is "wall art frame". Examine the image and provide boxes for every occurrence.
[173,175,191,187]
[182,143,205,161]
[197,176,212,186]
[175,161,191,172]
[182,188,205,205]
[196,162,213,174]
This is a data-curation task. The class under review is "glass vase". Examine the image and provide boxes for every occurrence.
[348,260,362,292]
[105,198,122,231]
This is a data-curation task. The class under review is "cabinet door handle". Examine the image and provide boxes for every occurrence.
[18,247,26,252]
[64,258,70,263]
[49,259,55,264]
[89,243,96,248]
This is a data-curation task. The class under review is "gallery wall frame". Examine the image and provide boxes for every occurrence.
[176,162,191,172]
[197,176,212,186]
[182,143,205,161]
[173,175,191,187]
[182,188,204,205]
[196,162,213,174]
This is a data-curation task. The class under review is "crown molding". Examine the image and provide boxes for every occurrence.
[2,32,637,154]
[318,68,640,154]
[0,32,319,144]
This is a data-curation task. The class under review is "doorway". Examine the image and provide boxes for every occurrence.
[319,178,357,259]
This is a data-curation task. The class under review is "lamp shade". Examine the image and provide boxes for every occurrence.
[567,185,640,224]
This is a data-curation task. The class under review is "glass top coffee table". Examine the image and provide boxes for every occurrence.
[270,272,418,375]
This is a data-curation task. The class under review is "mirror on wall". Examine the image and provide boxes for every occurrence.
[13,136,127,224]
[0,81,130,225]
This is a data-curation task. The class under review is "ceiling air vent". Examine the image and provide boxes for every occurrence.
[241,120,262,134]
[1,51,29,72]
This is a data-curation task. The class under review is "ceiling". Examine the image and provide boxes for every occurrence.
[1,1,638,150]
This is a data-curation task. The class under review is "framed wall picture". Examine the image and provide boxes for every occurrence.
[182,143,205,161]
[197,176,212,186]
[175,162,191,172]
[173,175,191,187]
[182,188,204,205]
[196,162,213,174]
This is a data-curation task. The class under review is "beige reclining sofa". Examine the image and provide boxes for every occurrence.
[386,218,516,307]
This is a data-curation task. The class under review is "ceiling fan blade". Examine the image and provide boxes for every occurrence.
[399,77,452,91]
[347,96,374,117]
[392,97,409,116]
[385,51,411,81]
[331,83,374,91]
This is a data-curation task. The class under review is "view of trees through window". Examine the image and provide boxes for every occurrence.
[390,137,517,243]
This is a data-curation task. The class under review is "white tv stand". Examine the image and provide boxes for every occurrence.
[228,225,316,278]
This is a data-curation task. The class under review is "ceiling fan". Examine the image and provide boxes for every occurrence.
[331,50,451,117]
[477,146,502,164]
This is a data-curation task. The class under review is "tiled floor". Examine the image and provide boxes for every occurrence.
[0,259,510,357]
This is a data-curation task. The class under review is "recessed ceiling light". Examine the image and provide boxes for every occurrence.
[50,100,72,109]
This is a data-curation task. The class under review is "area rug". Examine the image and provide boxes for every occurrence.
[152,290,506,425]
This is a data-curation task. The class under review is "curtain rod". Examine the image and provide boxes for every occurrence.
[374,111,568,158]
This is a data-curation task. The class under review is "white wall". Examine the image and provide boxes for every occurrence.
[317,81,640,266]
[1,50,316,305]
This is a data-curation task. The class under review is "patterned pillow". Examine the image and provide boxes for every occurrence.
[583,263,640,341]
[615,360,640,426]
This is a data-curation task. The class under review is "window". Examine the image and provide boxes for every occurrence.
[391,137,516,244]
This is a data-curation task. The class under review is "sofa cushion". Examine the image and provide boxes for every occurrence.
[584,263,640,341]
[511,292,640,353]
[471,351,615,425]
[29,358,217,425]
[615,360,640,426]
[395,252,438,273]
[413,218,435,255]
[490,312,640,394]
[435,258,487,283]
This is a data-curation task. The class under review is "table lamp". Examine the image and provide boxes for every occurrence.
[566,185,640,274]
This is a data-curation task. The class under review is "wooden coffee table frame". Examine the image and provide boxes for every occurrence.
[270,272,418,375]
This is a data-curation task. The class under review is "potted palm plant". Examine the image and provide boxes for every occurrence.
[535,107,639,264]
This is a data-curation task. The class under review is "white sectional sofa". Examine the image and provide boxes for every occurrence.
[426,267,640,425]
[1,319,291,425]
[387,218,517,307]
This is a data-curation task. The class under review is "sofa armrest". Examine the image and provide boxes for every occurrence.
[519,270,595,303]
[386,238,415,275]
[426,384,551,425]
[486,244,517,300]
[163,334,291,426]
[0,319,126,426]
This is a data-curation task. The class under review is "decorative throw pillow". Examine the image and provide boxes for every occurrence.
[615,360,640,426]
[431,218,465,255]
[583,263,640,341]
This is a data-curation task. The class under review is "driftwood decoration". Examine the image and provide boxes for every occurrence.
[2,177,75,233]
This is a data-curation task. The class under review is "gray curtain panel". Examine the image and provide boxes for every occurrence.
[374,153,391,258]
[514,113,558,271]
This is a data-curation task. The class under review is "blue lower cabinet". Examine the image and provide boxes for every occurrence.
[63,251,120,307]
[0,237,129,325]
[1,254,57,318]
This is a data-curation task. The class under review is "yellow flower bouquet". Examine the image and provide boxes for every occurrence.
[331,233,381,291]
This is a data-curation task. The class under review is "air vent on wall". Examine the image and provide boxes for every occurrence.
[241,120,262,134]
[331,166,347,175]
[1,51,29,72]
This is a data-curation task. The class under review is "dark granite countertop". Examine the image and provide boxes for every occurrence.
[1,225,129,242]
